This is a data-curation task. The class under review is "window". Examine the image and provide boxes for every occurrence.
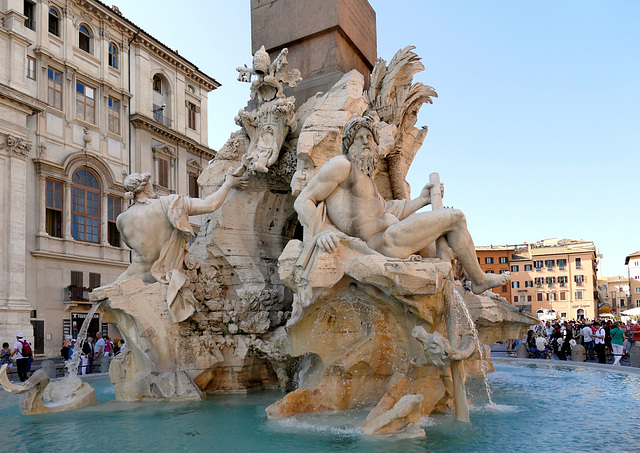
[574,275,584,286]
[575,291,583,300]
[89,273,101,290]
[502,285,507,293]
[48,68,62,109]
[500,270,508,274]
[611,291,616,301]
[537,293,543,302]
[525,280,533,288]
[485,257,493,264]
[535,277,544,287]
[519,294,527,303]
[524,264,532,272]
[157,158,169,188]
[546,276,556,286]
[24,0,35,31]
[499,257,508,264]
[620,299,625,307]
[560,292,566,301]
[486,270,494,274]
[72,169,100,243]
[187,102,197,130]
[637,300,640,308]
[107,196,122,247]
[558,276,567,287]
[557,259,566,270]
[48,7,60,36]
[560,312,567,318]
[547,293,556,301]
[188,171,199,198]
[527,295,532,302]
[153,75,163,93]
[575,258,582,269]
[108,43,118,69]
[510,265,519,272]
[26,56,36,80]
[108,97,120,134]
[45,179,63,238]
[513,296,518,303]
[534,260,543,270]
[545,259,554,269]
[70,271,84,300]
[512,281,520,289]
[76,82,95,123]
[79,25,91,53]
[636,288,640,294]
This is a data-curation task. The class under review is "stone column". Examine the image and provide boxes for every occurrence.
[63,182,73,240]
[37,174,47,235]
[0,136,34,342]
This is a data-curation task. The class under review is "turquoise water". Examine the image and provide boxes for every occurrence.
[1,363,639,453]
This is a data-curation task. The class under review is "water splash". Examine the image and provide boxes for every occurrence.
[453,288,493,405]
[65,301,102,379]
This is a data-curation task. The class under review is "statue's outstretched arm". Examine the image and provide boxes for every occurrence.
[189,170,246,216]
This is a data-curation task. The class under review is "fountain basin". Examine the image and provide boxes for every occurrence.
[1,362,638,451]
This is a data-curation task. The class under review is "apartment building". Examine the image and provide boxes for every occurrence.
[0,0,218,357]
[626,251,640,309]
[477,239,599,319]
[605,276,630,314]
[475,245,513,301]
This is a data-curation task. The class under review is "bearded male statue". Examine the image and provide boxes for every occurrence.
[114,169,245,322]
[294,116,509,295]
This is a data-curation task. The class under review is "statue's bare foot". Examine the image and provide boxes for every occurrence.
[470,271,510,295]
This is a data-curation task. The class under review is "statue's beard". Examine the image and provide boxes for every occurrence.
[348,147,380,177]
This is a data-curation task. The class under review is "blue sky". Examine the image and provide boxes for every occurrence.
[116,1,639,277]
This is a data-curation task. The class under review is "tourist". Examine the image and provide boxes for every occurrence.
[0,342,12,369]
[526,330,537,356]
[81,337,94,374]
[633,321,640,347]
[69,339,76,360]
[535,334,549,359]
[582,322,594,360]
[609,322,626,366]
[118,339,126,355]
[11,333,30,382]
[604,320,613,359]
[594,322,606,364]
[104,335,113,358]
[94,332,105,373]
[560,325,573,361]
[60,336,72,360]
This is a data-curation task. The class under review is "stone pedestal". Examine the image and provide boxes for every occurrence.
[516,342,529,358]
[571,344,586,362]
[630,345,640,368]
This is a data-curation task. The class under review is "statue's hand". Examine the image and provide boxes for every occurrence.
[316,231,340,253]
[420,182,444,205]
[225,166,248,190]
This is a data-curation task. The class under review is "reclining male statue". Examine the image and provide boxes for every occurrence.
[294,115,509,295]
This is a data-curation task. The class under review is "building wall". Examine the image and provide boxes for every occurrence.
[627,252,640,309]
[475,247,512,301]
[0,0,218,357]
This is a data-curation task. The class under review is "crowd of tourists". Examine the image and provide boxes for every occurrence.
[507,318,640,364]
[0,331,126,382]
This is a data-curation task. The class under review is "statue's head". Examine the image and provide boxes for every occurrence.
[123,172,154,201]
[342,116,380,176]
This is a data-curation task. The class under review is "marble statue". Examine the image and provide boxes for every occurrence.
[235,46,302,173]
[294,115,510,295]
[115,168,246,322]
[0,365,97,414]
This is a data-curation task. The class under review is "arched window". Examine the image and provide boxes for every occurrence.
[108,43,118,69]
[153,75,162,93]
[48,8,60,36]
[72,168,100,243]
[79,25,91,53]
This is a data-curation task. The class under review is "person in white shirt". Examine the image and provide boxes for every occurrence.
[11,333,29,381]
[94,333,105,373]
[593,321,606,364]
[582,323,594,360]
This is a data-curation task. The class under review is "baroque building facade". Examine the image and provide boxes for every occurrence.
[626,251,640,309]
[476,239,599,319]
[0,0,218,357]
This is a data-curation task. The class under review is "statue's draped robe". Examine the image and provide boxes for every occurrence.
[150,195,198,323]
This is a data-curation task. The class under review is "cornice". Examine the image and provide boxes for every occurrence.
[130,113,215,160]
[0,83,47,114]
[31,250,129,268]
